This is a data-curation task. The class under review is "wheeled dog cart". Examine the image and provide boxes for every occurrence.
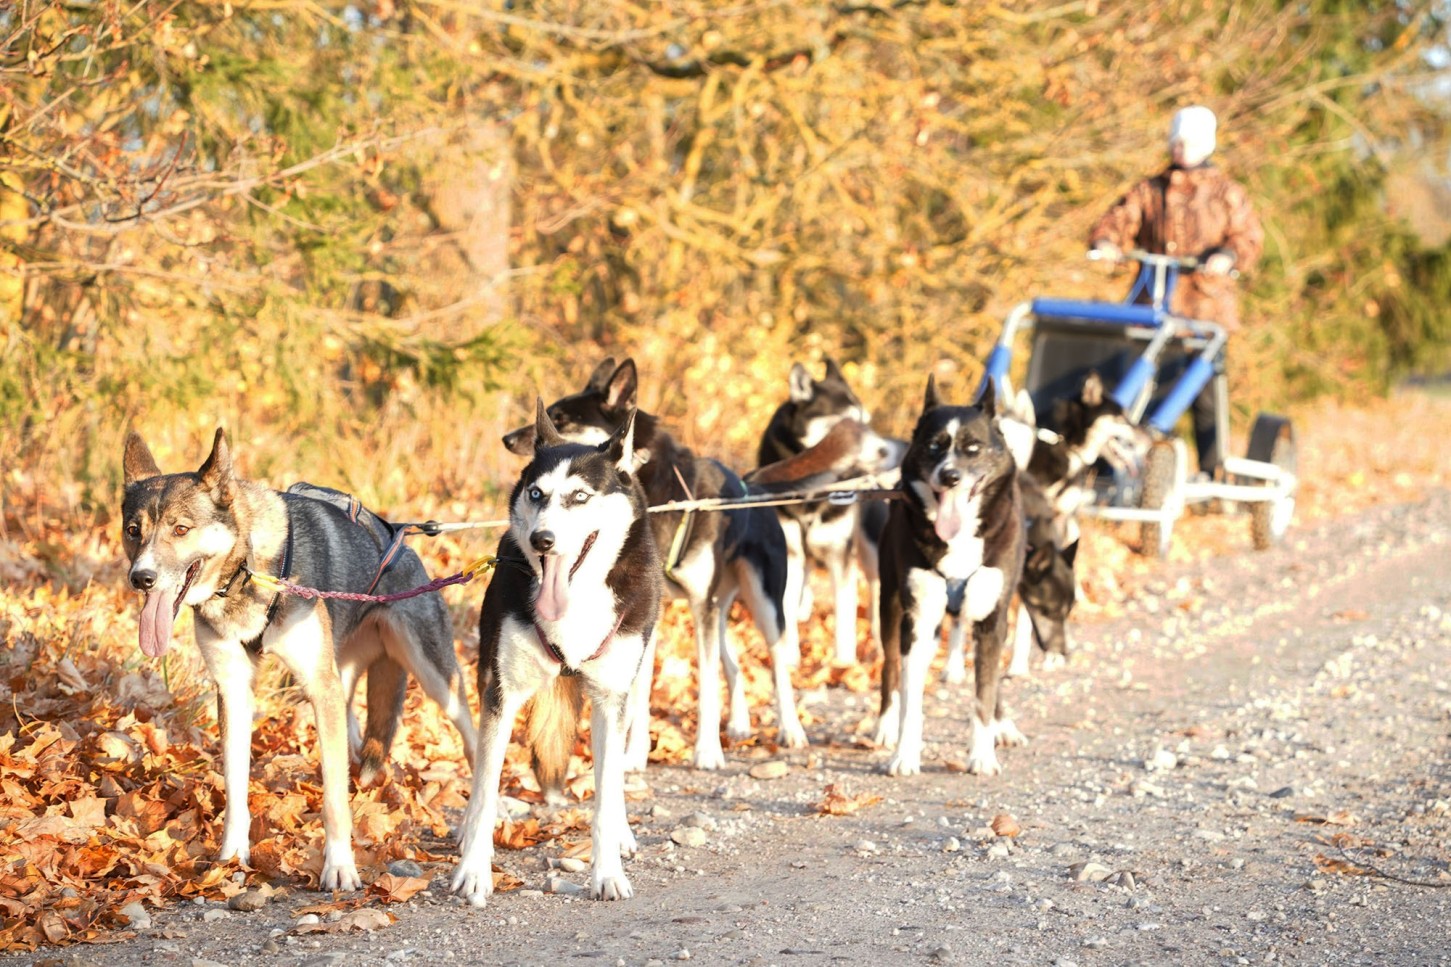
[980,250,1298,557]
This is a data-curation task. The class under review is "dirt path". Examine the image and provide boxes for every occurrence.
[11,490,1450,967]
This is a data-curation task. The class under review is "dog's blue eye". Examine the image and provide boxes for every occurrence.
[528,486,543,502]
[573,490,591,504]
[966,444,980,455]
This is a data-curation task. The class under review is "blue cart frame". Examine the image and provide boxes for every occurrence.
[978,251,1297,556]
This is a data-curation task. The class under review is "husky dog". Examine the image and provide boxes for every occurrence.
[452,403,660,905]
[120,429,477,891]
[875,378,1027,776]
[1011,475,1079,671]
[502,359,800,770]
[944,472,1080,681]
[758,360,905,664]
[1025,371,1139,527]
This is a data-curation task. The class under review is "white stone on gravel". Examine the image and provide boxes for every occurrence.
[120,901,151,929]
[1068,861,1113,882]
[671,826,708,847]
[1145,748,1179,772]
[545,875,588,895]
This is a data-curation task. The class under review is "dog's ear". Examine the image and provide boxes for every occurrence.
[604,359,638,413]
[978,376,997,418]
[534,397,565,450]
[123,431,162,485]
[1081,371,1104,407]
[823,357,847,386]
[1062,539,1079,569]
[1015,389,1036,427]
[788,363,814,403]
[197,428,235,505]
[585,357,617,392]
[923,374,943,412]
[605,407,646,474]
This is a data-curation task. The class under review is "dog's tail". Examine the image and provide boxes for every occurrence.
[525,675,584,803]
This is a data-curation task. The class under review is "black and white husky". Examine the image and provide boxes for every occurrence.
[758,360,905,664]
[875,377,1027,776]
[453,403,661,905]
[504,359,803,769]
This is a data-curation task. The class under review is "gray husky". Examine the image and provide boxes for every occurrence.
[452,402,661,904]
[121,429,477,891]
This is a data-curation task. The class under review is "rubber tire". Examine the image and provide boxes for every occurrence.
[1138,440,1177,559]
[1246,414,1296,550]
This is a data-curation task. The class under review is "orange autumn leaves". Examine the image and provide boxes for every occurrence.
[0,539,885,953]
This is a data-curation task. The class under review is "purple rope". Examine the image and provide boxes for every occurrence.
[275,570,476,603]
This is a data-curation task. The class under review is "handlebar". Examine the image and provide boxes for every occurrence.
[1087,246,1237,279]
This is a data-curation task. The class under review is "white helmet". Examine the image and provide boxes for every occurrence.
[1169,105,1217,167]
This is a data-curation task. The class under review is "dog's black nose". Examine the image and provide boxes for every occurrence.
[130,569,157,592]
[940,467,963,488]
[530,530,555,554]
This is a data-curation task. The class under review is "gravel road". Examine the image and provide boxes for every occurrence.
[11,490,1450,967]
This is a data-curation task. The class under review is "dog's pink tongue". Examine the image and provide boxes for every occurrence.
[138,590,176,658]
[934,486,971,542]
[535,554,570,622]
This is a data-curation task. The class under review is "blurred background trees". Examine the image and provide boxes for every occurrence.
[3,0,1449,514]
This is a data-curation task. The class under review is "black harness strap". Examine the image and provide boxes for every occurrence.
[242,519,294,655]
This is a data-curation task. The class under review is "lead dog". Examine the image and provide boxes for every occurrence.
[503,359,801,769]
[875,378,1027,776]
[452,402,660,904]
[120,429,477,890]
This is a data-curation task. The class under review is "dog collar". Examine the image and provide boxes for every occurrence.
[533,611,625,677]
[242,520,295,654]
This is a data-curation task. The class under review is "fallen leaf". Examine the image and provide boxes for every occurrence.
[816,783,882,817]
[990,814,1022,838]
[368,874,430,904]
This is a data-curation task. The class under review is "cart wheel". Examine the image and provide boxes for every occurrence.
[1245,414,1296,550]
[1138,440,1178,558]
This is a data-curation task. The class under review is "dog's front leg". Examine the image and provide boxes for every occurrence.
[588,689,634,900]
[943,614,969,685]
[453,681,529,906]
[276,609,361,891]
[886,572,945,776]
[199,629,255,865]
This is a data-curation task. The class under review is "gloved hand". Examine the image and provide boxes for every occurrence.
[1202,252,1235,276]
[1090,240,1123,262]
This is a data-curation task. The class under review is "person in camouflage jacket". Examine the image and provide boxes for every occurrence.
[1089,105,1264,475]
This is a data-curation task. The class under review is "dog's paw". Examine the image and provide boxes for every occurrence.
[994,718,1029,748]
[885,750,921,777]
[1040,652,1067,673]
[693,740,727,771]
[777,718,809,749]
[217,837,250,866]
[871,717,899,749]
[320,860,362,892]
[941,663,968,686]
[592,871,634,901]
[964,750,1003,776]
[451,858,495,908]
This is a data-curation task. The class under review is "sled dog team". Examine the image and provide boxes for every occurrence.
[121,358,1130,903]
